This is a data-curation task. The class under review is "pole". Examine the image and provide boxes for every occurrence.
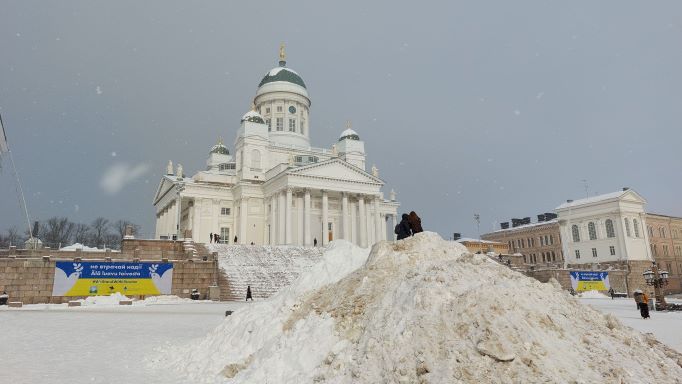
[652,262,667,310]
[8,148,33,241]
[474,214,481,253]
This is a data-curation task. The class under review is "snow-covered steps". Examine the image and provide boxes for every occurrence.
[207,244,325,301]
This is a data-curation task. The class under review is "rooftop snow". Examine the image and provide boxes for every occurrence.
[555,190,629,210]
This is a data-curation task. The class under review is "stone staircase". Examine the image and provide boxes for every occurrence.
[207,244,325,301]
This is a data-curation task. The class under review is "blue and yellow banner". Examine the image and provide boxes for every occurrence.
[52,261,173,296]
[569,271,610,292]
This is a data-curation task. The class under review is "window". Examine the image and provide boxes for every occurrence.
[276,117,283,131]
[251,149,261,169]
[550,235,554,245]
[609,246,615,256]
[265,107,270,114]
[266,119,271,131]
[653,245,658,256]
[221,207,230,215]
[551,251,556,261]
[588,222,597,240]
[540,236,544,246]
[633,219,640,237]
[300,118,306,135]
[517,239,521,248]
[667,263,672,274]
[624,218,631,237]
[276,106,282,112]
[648,226,654,237]
[218,163,236,171]
[289,118,296,132]
[605,219,615,238]
[523,255,527,263]
[661,227,666,238]
[544,235,549,245]
[220,227,229,244]
[542,253,546,263]
[572,225,580,242]
[521,239,525,248]
[575,250,581,259]
[663,245,669,256]
[592,248,597,257]
[676,246,682,257]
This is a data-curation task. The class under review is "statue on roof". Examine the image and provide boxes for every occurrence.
[371,164,379,177]
[167,160,174,175]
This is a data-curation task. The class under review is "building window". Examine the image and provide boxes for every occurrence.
[609,246,615,256]
[551,251,556,261]
[633,219,640,237]
[251,149,261,169]
[540,236,544,246]
[664,245,669,256]
[266,107,270,114]
[266,119,271,131]
[517,239,521,248]
[542,253,546,263]
[523,255,527,263]
[588,222,597,240]
[572,225,580,242]
[605,219,615,238]
[220,228,229,244]
[289,118,296,132]
[276,117,283,131]
[676,246,682,257]
[592,248,597,257]
[221,207,230,215]
[653,244,658,256]
[661,227,666,238]
[277,106,282,112]
[624,218,632,237]
[300,118,306,135]
[648,226,654,237]
[575,250,580,259]
[667,263,672,274]
[550,235,554,245]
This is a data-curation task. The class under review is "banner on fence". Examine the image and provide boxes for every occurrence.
[569,271,610,292]
[52,261,173,296]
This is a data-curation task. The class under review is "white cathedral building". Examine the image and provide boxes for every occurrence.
[153,46,400,247]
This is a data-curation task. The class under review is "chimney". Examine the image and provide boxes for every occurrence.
[500,222,509,230]
[522,217,531,225]
[567,199,573,203]
[537,214,546,222]
[544,212,557,220]
[511,218,521,228]
[622,187,629,191]
[453,233,461,241]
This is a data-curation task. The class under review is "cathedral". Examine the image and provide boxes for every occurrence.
[153,46,400,247]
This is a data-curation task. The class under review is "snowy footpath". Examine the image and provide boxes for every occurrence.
[0,297,242,384]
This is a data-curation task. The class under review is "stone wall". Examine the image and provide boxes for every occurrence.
[524,268,629,294]
[0,257,217,304]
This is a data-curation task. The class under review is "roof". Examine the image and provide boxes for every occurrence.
[339,128,360,141]
[555,189,643,210]
[210,143,229,155]
[456,238,505,244]
[241,110,265,124]
[490,219,559,233]
[258,66,306,89]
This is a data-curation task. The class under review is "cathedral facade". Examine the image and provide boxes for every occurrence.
[153,47,400,247]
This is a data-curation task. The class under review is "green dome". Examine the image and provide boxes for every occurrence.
[258,66,307,89]
[210,143,229,155]
[241,110,265,124]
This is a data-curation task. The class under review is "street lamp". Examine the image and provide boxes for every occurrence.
[642,262,669,310]
[474,214,481,254]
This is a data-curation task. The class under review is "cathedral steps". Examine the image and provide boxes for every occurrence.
[207,244,324,302]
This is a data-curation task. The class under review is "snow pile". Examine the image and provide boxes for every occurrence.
[579,290,610,299]
[78,292,131,306]
[140,295,207,305]
[167,233,682,383]
[59,243,105,252]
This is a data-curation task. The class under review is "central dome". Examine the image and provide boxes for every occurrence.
[258,66,306,89]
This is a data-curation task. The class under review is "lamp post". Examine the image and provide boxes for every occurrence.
[643,262,669,310]
[474,214,481,254]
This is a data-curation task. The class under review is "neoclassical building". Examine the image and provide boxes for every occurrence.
[153,46,400,247]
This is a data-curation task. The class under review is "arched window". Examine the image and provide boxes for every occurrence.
[250,149,261,169]
[624,218,631,237]
[572,225,580,242]
[633,219,640,237]
[588,222,597,240]
[605,219,615,238]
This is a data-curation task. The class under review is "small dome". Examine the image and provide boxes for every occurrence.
[339,128,360,141]
[241,110,265,124]
[258,66,307,89]
[210,142,229,155]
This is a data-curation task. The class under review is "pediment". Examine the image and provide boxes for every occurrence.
[288,159,382,185]
[153,177,177,205]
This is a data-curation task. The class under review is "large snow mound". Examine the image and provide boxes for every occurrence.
[165,233,682,383]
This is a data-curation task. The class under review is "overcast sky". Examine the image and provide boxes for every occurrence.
[1,1,681,239]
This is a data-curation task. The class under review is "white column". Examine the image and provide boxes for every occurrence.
[175,195,182,239]
[374,197,382,244]
[321,190,329,246]
[297,193,304,245]
[390,214,397,241]
[342,193,349,240]
[270,195,277,245]
[285,188,293,244]
[240,198,248,244]
[358,196,367,247]
[278,190,286,244]
[304,189,312,246]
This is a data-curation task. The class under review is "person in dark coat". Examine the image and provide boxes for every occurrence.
[608,287,615,300]
[408,211,423,235]
[634,289,650,319]
[209,232,213,243]
[214,233,220,243]
[246,285,253,301]
[314,238,318,247]
[395,214,412,240]
[234,236,238,244]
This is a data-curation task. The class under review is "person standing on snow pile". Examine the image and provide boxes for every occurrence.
[408,211,423,235]
[633,289,650,319]
[246,285,253,301]
[395,213,412,240]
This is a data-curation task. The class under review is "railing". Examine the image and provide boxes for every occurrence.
[270,141,332,155]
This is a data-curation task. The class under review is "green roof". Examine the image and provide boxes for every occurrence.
[258,67,307,89]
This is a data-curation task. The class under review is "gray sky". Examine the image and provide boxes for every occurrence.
[1,1,681,239]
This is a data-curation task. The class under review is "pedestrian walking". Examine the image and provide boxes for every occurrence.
[313,238,318,247]
[633,289,650,319]
[234,236,238,244]
[214,233,220,243]
[407,211,423,235]
[608,287,615,300]
[209,232,213,243]
[246,285,253,301]
[395,213,412,240]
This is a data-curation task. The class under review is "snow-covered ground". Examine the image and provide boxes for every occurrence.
[0,298,243,384]
[579,296,682,353]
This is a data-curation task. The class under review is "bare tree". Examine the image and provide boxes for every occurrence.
[39,217,75,248]
[6,227,24,247]
[72,223,90,244]
[89,217,110,248]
